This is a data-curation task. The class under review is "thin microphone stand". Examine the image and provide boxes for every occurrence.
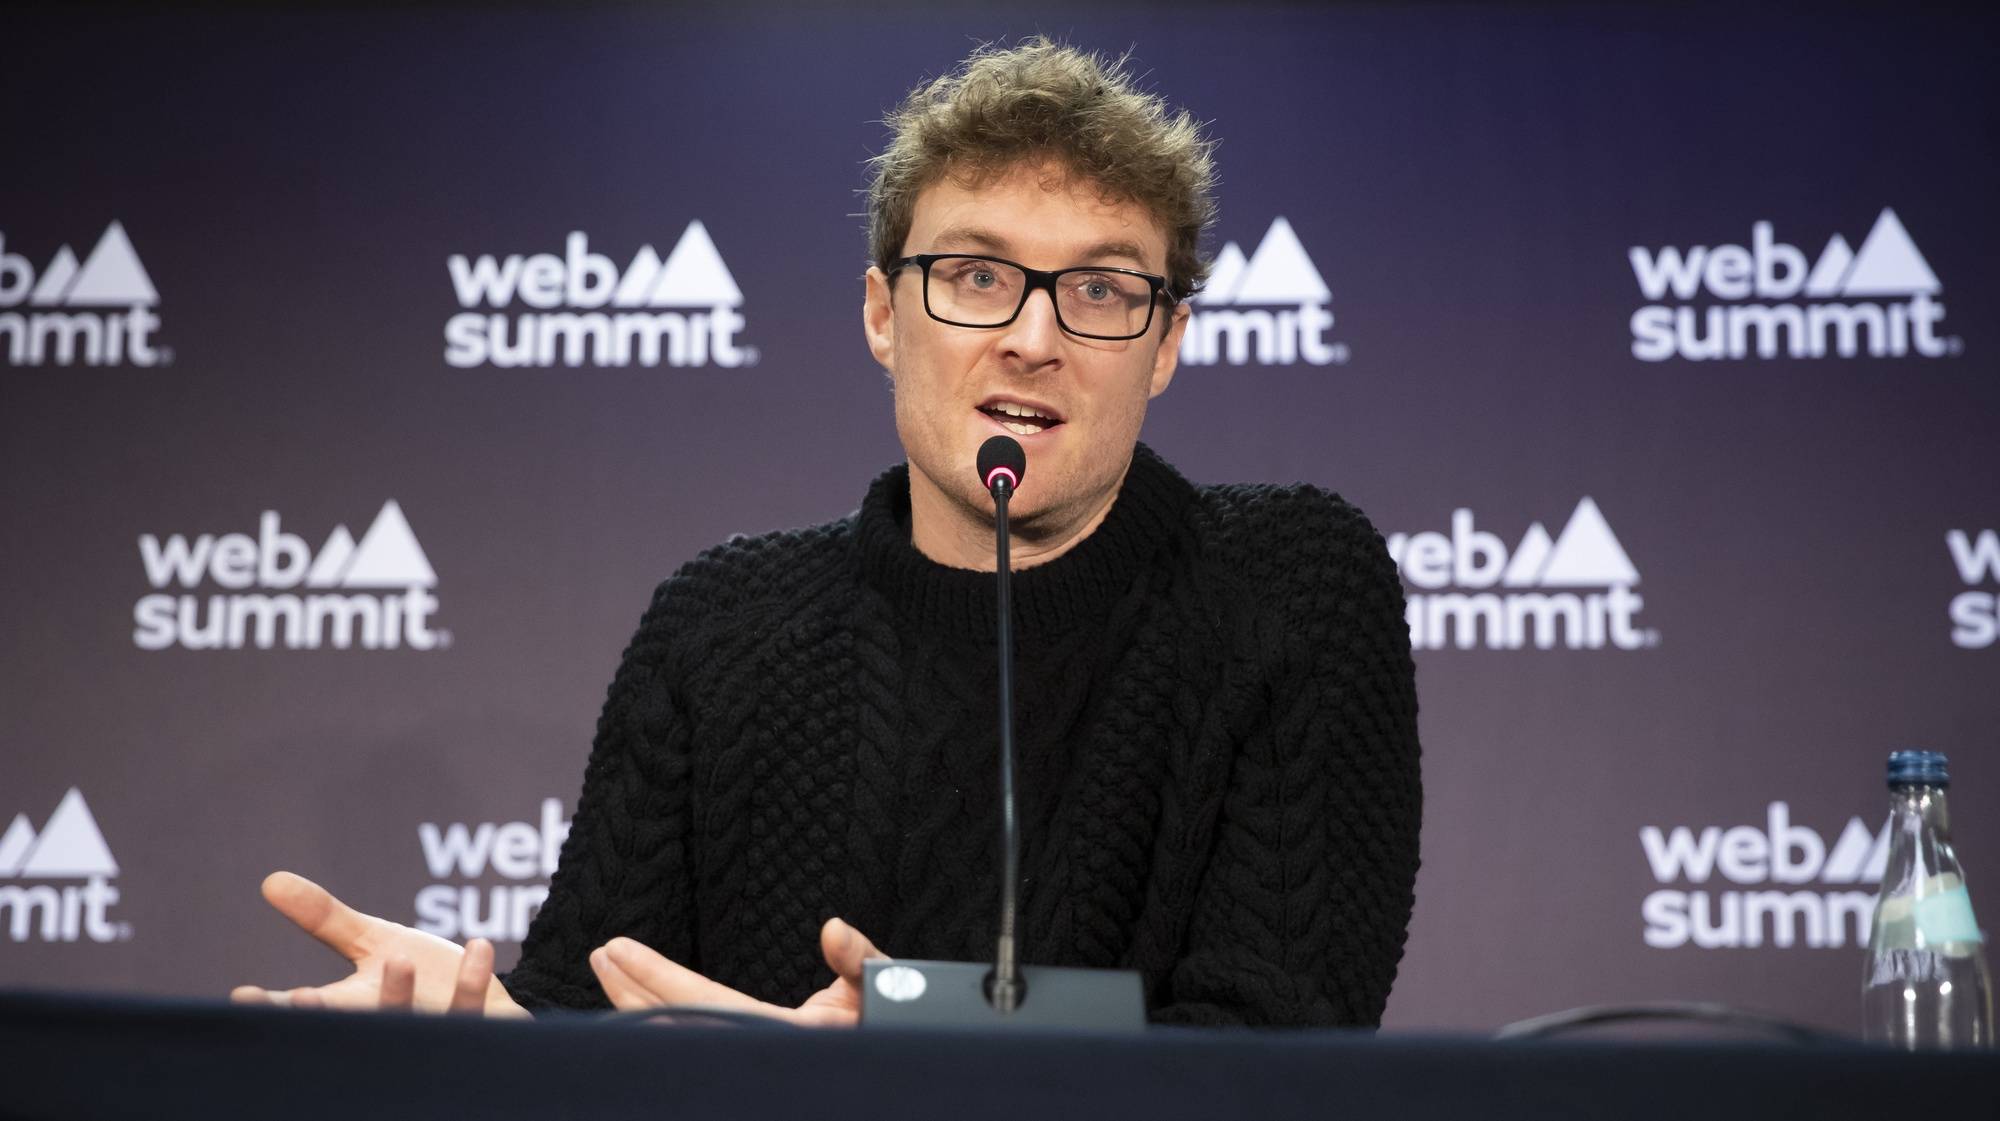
[853,441,1140,1031]
[990,473,1021,1015]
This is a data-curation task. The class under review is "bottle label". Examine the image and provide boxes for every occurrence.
[1916,885,1985,945]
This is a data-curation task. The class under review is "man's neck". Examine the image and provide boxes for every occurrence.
[908,465,1129,572]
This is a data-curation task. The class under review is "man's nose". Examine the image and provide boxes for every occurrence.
[997,285,1065,367]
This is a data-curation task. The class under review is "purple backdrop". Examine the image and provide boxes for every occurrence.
[2,3,1995,1035]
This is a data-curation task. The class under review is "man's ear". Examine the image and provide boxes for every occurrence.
[1148,301,1190,398]
[863,266,896,375]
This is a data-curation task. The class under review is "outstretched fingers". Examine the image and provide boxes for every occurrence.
[228,984,323,1009]
[261,871,373,962]
[448,938,494,1014]
[589,946,654,1010]
[589,937,780,1016]
[820,917,887,986]
[379,957,416,1010]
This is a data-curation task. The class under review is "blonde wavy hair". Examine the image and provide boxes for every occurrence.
[867,38,1218,305]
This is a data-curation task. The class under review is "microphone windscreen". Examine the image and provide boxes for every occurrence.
[977,435,1027,492]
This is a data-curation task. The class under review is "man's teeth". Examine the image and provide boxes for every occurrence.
[984,402,1058,436]
[984,402,1064,438]
[990,402,1053,420]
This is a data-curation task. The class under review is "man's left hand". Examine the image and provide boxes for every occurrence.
[589,917,885,1027]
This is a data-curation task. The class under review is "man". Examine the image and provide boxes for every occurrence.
[235,39,1420,1028]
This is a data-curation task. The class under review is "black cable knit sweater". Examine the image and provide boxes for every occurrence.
[503,444,1421,1026]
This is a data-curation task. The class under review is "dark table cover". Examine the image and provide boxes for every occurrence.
[2,991,1993,1120]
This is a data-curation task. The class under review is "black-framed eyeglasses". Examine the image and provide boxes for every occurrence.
[886,253,1175,341]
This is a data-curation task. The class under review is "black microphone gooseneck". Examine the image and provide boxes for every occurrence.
[852,436,1140,1031]
[976,434,1027,1015]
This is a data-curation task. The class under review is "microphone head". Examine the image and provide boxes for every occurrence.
[977,435,1026,493]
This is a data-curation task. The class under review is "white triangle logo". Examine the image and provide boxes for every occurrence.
[1821,816,1889,884]
[306,524,357,588]
[16,789,119,878]
[1862,821,1891,883]
[340,501,436,588]
[1538,498,1640,587]
[612,244,663,308]
[1231,218,1331,304]
[1195,242,1247,306]
[64,222,159,306]
[0,813,36,877]
[1501,523,1554,587]
[30,245,80,306]
[1802,234,1854,298]
[1841,208,1941,297]
[647,221,741,307]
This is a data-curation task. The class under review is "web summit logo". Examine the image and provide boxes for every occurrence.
[414,799,568,942]
[0,789,128,943]
[1642,802,1887,950]
[1630,208,1959,362]
[1947,528,2000,650]
[1180,217,1348,367]
[1386,498,1657,651]
[0,222,169,367]
[133,501,449,652]
[444,224,755,369]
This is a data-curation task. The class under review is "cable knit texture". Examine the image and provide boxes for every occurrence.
[503,445,1421,1026]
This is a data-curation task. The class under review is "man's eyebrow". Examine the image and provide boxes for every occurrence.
[928,226,1014,254]
[1073,240,1151,269]
[927,228,1155,271]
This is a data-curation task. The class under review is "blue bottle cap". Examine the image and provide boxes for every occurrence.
[1887,749,1950,788]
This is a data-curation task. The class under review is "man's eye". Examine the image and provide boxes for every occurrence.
[1072,275,1120,302]
[945,261,1006,289]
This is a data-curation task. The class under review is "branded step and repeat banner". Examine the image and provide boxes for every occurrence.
[2,5,1995,1034]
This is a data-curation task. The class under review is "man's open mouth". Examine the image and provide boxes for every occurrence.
[978,400,1064,437]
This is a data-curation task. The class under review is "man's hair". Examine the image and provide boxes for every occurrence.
[867,38,1217,304]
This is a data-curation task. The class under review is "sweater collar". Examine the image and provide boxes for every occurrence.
[857,443,1195,639]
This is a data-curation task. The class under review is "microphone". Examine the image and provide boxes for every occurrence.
[977,434,1025,496]
[856,436,1143,1032]
[977,436,1025,1015]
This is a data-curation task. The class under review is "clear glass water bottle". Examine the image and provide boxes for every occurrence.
[1862,749,1992,1048]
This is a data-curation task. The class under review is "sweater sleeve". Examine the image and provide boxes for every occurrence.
[1152,489,1421,1027]
[501,580,701,1013]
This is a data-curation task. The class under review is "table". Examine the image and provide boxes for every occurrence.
[3,991,1993,1119]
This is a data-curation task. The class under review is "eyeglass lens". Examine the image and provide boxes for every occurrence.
[926,257,1154,338]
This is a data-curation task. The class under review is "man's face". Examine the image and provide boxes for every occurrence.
[863,162,1188,542]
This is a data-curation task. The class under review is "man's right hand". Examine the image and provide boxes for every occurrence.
[230,871,528,1018]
